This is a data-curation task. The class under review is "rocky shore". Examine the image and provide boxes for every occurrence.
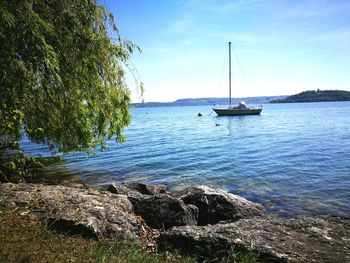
[0,182,349,262]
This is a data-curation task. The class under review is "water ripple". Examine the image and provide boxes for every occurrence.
[22,102,350,217]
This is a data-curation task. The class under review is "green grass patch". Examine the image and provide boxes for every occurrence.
[226,247,259,263]
[0,208,194,263]
[0,207,259,263]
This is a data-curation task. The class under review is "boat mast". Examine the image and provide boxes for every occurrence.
[229,42,232,107]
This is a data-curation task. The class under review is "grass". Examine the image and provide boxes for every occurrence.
[0,207,194,263]
[0,206,259,263]
[226,247,259,263]
[89,241,194,263]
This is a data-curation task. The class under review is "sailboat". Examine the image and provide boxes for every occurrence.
[213,42,262,116]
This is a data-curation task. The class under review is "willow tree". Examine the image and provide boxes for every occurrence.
[0,0,141,180]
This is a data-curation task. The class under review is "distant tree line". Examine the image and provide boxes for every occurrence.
[132,96,286,107]
[270,90,350,103]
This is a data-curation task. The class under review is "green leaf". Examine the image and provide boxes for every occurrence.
[0,0,142,154]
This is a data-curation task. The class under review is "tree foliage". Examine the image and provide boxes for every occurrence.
[0,0,140,155]
[270,90,350,103]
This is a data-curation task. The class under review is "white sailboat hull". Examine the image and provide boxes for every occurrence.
[213,107,262,116]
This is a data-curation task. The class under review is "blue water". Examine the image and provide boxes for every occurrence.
[22,102,350,218]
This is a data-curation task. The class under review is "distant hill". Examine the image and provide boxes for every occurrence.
[132,96,286,108]
[270,90,350,103]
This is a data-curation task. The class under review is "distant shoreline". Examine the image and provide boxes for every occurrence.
[132,90,350,107]
[131,95,286,108]
[270,89,350,103]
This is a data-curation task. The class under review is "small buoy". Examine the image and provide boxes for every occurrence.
[198,112,203,117]
[215,123,220,126]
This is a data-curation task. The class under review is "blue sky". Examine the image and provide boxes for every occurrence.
[105,0,350,102]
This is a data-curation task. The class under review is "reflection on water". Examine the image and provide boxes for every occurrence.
[21,102,350,218]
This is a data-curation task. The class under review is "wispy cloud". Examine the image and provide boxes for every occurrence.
[145,38,195,55]
[308,28,350,48]
[184,0,265,15]
[166,18,195,34]
[279,0,350,18]
[112,0,350,101]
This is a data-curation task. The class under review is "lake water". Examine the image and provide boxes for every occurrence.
[22,101,350,218]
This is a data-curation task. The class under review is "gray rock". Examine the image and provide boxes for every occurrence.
[0,183,140,241]
[129,193,198,229]
[172,185,266,225]
[107,183,167,195]
[2,182,349,262]
[107,183,197,229]
[158,216,350,262]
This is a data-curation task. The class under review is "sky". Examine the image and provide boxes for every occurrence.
[104,0,350,102]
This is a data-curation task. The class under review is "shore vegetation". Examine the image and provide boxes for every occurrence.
[270,89,350,103]
[0,0,142,182]
[0,205,258,263]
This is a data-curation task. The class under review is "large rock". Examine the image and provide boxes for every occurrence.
[0,183,140,241]
[107,183,167,196]
[158,216,350,262]
[2,182,349,262]
[107,184,266,229]
[107,183,198,229]
[128,193,198,229]
[172,185,266,225]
